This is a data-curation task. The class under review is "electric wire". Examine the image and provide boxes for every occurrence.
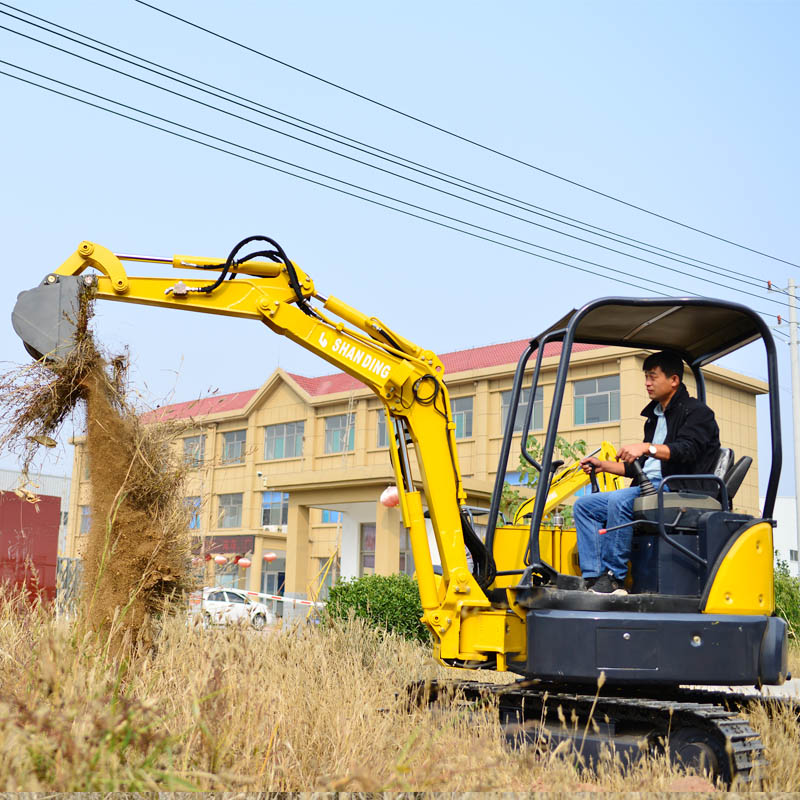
[1,62,790,323]
[0,21,790,313]
[0,65,691,301]
[4,57,778,310]
[133,0,800,271]
[0,3,785,297]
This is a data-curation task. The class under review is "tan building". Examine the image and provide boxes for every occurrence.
[65,339,766,613]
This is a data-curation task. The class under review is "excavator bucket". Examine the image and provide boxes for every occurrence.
[12,275,86,362]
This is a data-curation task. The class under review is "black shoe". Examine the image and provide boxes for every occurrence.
[589,573,628,595]
[583,576,600,591]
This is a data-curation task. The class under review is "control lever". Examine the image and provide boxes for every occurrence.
[630,459,657,496]
[588,464,599,494]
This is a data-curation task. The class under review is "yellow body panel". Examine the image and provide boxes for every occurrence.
[703,521,774,615]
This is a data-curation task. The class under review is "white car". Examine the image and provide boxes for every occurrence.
[201,587,275,630]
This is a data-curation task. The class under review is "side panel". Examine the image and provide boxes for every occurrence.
[702,521,774,615]
[519,609,771,686]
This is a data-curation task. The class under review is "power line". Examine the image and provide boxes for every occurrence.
[0,65,692,301]
[133,0,800,271]
[0,1,782,298]
[0,19,791,313]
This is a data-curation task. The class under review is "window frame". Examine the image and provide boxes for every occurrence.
[221,429,247,464]
[217,492,243,529]
[324,413,356,454]
[573,375,621,426]
[450,396,474,439]
[264,420,304,461]
[376,411,390,449]
[183,434,206,468]
[185,496,202,531]
[501,386,544,433]
[261,491,289,527]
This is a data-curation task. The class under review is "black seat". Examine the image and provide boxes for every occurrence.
[712,447,734,481]
[724,456,752,505]
[710,447,751,508]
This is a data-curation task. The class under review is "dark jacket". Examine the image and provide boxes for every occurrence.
[624,383,720,491]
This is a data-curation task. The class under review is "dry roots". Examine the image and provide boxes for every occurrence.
[0,291,192,650]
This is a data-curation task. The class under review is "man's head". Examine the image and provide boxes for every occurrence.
[642,351,684,406]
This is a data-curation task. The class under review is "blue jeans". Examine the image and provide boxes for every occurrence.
[573,480,662,581]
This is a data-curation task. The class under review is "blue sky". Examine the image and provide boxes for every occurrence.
[0,0,797,494]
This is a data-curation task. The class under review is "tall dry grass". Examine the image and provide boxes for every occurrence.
[0,590,797,792]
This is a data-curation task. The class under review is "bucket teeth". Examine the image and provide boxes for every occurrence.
[11,275,86,362]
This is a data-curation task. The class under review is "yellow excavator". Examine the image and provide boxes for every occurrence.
[12,235,794,783]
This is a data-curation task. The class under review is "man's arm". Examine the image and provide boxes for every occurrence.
[579,456,626,476]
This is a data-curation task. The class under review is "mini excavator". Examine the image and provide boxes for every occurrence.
[12,235,796,784]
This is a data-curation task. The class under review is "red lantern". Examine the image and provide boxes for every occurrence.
[238,557,252,568]
[380,485,400,507]
[214,554,227,566]
[263,551,277,562]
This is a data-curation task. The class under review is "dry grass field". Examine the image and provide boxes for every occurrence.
[0,593,797,793]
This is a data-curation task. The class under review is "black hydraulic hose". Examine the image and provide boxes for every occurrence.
[198,235,314,316]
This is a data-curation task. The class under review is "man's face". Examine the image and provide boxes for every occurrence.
[644,366,679,405]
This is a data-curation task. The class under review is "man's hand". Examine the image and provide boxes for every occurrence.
[616,442,651,463]
[580,456,602,475]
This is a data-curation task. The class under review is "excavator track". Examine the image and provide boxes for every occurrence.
[409,679,779,785]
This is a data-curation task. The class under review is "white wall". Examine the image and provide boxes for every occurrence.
[762,495,799,577]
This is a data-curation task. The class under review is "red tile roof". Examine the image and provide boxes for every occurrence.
[142,389,258,423]
[147,339,605,419]
[288,340,603,397]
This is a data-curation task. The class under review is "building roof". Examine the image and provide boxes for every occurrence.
[147,339,603,420]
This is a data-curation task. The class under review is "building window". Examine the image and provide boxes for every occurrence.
[321,509,342,524]
[377,411,390,448]
[183,435,205,467]
[574,375,620,425]
[186,496,201,530]
[261,492,289,526]
[79,505,91,534]
[501,387,544,433]
[222,430,246,464]
[264,421,304,460]
[399,528,414,575]
[790,549,799,562]
[450,396,473,439]
[217,493,243,528]
[60,511,68,527]
[324,414,355,454]
[360,523,376,576]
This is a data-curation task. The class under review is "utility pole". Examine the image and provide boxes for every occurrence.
[789,279,800,577]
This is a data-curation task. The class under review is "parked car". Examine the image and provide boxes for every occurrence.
[201,587,275,630]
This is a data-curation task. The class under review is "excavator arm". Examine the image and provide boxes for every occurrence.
[511,440,624,527]
[13,238,521,663]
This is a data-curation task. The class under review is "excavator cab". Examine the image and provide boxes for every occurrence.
[485,297,787,688]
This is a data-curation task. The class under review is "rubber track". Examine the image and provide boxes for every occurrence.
[411,679,768,784]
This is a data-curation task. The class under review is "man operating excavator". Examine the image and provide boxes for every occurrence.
[574,351,721,595]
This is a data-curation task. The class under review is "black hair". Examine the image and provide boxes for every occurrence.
[642,350,684,382]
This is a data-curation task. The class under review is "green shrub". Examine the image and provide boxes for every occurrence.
[775,557,800,638]
[325,574,430,644]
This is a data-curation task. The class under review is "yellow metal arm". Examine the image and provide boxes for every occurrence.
[52,241,492,656]
[512,441,623,526]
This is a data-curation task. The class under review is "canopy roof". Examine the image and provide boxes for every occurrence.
[538,297,767,366]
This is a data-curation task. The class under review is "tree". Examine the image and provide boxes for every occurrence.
[500,434,587,522]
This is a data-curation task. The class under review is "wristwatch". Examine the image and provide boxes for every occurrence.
[648,444,657,456]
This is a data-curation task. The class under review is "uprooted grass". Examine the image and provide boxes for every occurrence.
[0,594,797,792]
[0,294,191,650]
